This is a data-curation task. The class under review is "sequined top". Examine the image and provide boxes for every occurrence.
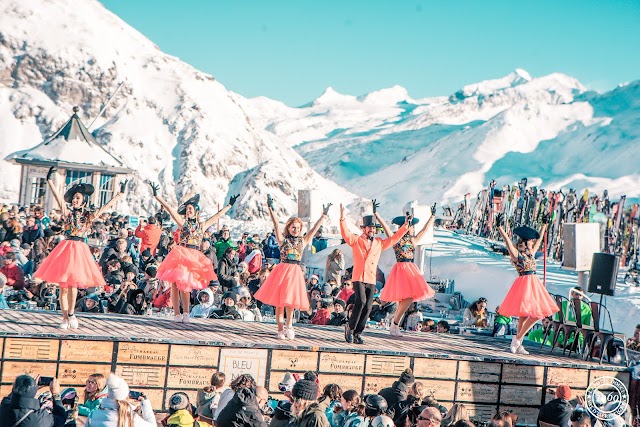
[63,209,95,238]
[179,219,204,247]
[280,236,304,262]
[394,234,415,262]
[513,251,536,275]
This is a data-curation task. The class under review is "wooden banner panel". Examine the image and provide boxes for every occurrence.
[165,389,199,411]
[116,364,166,387]
[1,361,56,383]
[502,364,545,385]
[500,385,543,406]
[167,367,217,389]
[457,362,501,383]
[413,358,457,379]
[117,342,169,365]
[270,350,318,372]
[268,371,293,393]
[546,367,589,388]
[364,376,396,395]
[420,379,456,401]
[169,345,219,367]
[457,382,499,403]
[0,385,11,400]
[136,389,165,411]
[319,352,365,375]
[0,338,4,360]
[464,404,496,422]
[58,363,111,386]
[4,338,58,361]
[365,355,410,376]
[219,348,268,386]
[499,406,540,425]
[60,340,113,363]
[589,370,631,389]
[317,374,363,393]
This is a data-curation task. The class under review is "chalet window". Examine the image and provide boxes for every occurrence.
[65,170,93,188]
[98,174,115,207]
[29,176,47,206]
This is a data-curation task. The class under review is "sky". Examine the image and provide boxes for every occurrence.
[99,0,640,106]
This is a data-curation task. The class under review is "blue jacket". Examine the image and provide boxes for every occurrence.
[264,235,280,259]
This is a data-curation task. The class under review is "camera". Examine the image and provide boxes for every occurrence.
[129,391,144,400]
[38,376,54,387]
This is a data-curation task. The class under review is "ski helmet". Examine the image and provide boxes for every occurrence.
[364,394,388,417]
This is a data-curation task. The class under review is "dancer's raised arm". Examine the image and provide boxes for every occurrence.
[202,194,238,230]
[267,194,283,244]
[303,203,331,247]
[414,203,437,242]
[498,220,518,261]
[150,182,183,227]
[532,217,549,254]
[46,167,67,216]
[95,180,126,217]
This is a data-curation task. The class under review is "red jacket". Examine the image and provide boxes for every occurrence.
[135,224,162,255]
[245,250,262,275]
[1,263,25,290]
[311,308,332,325]
[152,287,172,308]
[337,287,354,303]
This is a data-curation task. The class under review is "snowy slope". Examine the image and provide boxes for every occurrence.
[0,0,362,220]
[239,69,639,217]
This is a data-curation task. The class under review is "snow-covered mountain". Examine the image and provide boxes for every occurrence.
[238,68,640,216]
[0,0,362,223]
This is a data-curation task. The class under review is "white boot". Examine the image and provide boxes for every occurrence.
[390,323,403,337]
[510,336,521,354]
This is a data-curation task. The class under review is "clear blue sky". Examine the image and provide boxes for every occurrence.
[100,0,639,106]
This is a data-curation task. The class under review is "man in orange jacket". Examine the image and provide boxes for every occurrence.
[340,200,409,344]
[134,216,162,256]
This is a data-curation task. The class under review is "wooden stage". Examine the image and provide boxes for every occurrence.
[0,310,633,422]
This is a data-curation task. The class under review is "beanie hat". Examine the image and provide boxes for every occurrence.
[334,299,346,310]
[13,375,38,398]
[555,385,572,400]
[303,371,318,382]
[292,378,319,401]
[399,368,415,385]
[107,373,130,401]
[169,392,189,411]
[145,265,158,278]
[86,293,100,303]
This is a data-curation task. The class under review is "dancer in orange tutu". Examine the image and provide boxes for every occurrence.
[35,167,125,329]
[378,203,437,337]
[254,194,330,340]
[150,182,238,323]
[497,215,558,354]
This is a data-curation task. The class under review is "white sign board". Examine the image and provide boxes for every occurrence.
[219,348,268,386]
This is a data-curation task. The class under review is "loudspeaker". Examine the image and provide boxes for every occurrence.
[562,223,600,271]
[587,253,619,296]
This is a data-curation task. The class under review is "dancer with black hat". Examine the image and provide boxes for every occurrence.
[254,194,331,340]
[35,167,126,329]
[340,200,411,344]
[150,182,239,322]
[497,215,558,354]
[378,204,437,337]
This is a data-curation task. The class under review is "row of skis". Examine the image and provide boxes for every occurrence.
[447,179,640,284]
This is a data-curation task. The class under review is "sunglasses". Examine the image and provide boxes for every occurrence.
[278,385,290,392]
[418,416,440,425]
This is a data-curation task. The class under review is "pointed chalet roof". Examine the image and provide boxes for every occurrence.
[6,106,130,172]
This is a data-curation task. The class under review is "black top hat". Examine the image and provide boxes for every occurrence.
[392,216,419,226]
[63,183,95,203]
[178,194,200,215]
[513,226,540,241]
[360,215,381,228]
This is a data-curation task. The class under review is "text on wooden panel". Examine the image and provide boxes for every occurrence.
[60,340,114,363]
[169,345,219,367]
[117,342,169,365]
[270,350,318,372]
[319,352,365,374]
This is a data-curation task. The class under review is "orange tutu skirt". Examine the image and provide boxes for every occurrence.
[499,273,559,318]
[35,240,105,289]
[157,245,217,292]
[380,262,435,303]
[254,262,309,310]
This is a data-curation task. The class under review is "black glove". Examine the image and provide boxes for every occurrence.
[431,203,437,215]
[322,203,332,215]
[149,182,159,197]
[495,213,504,227]
[267,194,275,210]
[120,179,128,193]
[372,199,380,214]
[541,213,550,224]
[229,194,239,206]
[46,166,56,181]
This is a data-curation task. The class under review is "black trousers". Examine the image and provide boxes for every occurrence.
[348,281,376,334]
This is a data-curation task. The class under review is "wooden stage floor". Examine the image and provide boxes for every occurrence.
[0,309,626,370]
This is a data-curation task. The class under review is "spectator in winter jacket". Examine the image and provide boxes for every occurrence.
[328,300,348,326]
[209,291,242,320]
[0,252,25,290]
[86,373,156,427]
[289,375,330,427]
[75,293,102,314]
[311,301,333,325]
[537,385,574,427]
[337,280,354,304]
[218,247,238,290]
[214,227,238,260]
[389,382,430,424]
[78,374,107,417]
[21,216,43,245]
[270,400,293,427]
[217,386,269,427]
[378,369,415,409]
[0,375,66,427]
[190,289,217,318]
[244,238,263,275]
[9,239,28,267]
[263,233,280,263]
[214,374,257,422]
[197,372,228,423]
[163,392,213,427]
[201,239,218,271]
[134,217,162,256]
[152,281,172,309]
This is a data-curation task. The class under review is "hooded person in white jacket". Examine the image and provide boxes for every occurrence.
[190,288,217,318]
[86,373,156,427]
